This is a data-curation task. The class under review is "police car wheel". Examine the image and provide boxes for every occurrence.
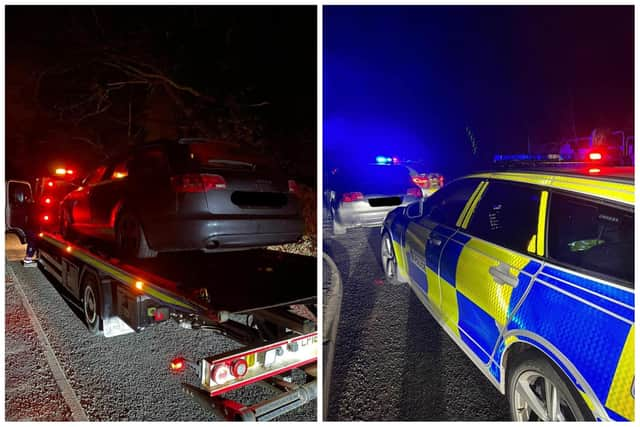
[81,271,102,336]
[508,354,593,421]
[381,233,400,285]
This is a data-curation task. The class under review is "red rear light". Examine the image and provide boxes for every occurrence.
[47,181,54,188]
[288,179,298,193]
[406,187,423,198]
[588,151,603,161]
[342,192,364,203]
[439,176,444,187]
[171,174,226,193]
[42,214,50,222]
[170,357,186,373]
[230,358,248,378]
[411,176,429,188]
[42,197,52,205]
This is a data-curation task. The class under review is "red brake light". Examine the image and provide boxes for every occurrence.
[42,214,50,222]
[407,187,423,198]
[66,169,74,175]
[230,358,248,378]
[588,152,603,161]
[411,176,429,188]
[42,197,52,205]
[171,174,226,193]
[342,192,364,203]
[47,181,54,188]
[288,179,298,193]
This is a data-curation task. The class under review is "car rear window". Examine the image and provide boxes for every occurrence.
[333,165,412,195]
[547,193,633,284]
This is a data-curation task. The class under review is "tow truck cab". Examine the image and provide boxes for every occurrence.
[6,180,34,243]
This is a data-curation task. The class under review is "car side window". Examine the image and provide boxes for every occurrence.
[422,178,481,227]
[547,193,633,284]
[466,181,540,254]
[130,148,170,179]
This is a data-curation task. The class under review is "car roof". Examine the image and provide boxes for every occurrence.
[466,167,635,206]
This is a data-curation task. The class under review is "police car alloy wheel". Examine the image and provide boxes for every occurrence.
[508,354,593,421]
[381,233,400,285]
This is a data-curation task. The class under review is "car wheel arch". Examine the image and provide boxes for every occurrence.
[500,333,603,420]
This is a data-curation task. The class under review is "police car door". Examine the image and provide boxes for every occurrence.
[443,180,544,371]
[404,178,483,314]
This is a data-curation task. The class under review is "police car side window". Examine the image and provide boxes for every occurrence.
[548,193,633,284]
[423,179,480,227]
[466,181,540,253]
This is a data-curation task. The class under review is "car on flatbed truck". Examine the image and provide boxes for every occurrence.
[6,178,317,421]
[60,138,304,258]
[381,163,634,421]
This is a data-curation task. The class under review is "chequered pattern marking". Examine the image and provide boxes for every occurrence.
[605,324,635,421]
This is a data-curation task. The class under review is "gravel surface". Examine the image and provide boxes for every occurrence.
[5,235,316,421]
[323,225,510,421]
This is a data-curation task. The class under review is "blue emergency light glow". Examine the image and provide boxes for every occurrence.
[375,156,395,165]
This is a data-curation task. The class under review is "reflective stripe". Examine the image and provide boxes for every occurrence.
[41,234,198,311]
[456,181,486,227]
[461,181,488,229]
[536,191,548,256]
[605,324,635,421]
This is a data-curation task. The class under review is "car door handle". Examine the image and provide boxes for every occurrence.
[428,237,442,246]
[489,263,519,287]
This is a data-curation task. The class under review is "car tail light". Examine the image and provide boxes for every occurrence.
[412,176,429,188]
[588,151,603,161]
[171,174,226,192]
[406,187,422,198]
[288,179,298,193]
[342,192,364,203]
[439,176,444,187]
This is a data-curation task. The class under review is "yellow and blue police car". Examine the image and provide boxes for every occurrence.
[381,162,634,421]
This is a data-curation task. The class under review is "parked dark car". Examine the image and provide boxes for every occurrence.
[60,139,304,258]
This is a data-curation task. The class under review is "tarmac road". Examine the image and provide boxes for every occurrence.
[4,234,316,421]
[323,225,510,421]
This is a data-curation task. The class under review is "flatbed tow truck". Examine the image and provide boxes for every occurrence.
[31,230,318,421]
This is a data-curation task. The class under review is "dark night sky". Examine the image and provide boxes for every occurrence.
[6,6,317,183]
[324,6,634,178]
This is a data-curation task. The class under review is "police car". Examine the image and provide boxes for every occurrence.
[380,159,634,421]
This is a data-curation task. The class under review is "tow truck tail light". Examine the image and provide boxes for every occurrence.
[288,179,298,193]
[411,176,429,188]
[342,192,364,203]
[212,364,232,385]
[406,187,422,198]
[171,174,226,193]
[42,214,50,222]
[42,197,53,205]
[588,151,603,161]
[170,357,186,373]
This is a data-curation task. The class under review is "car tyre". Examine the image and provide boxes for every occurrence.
[116,211,158,259]
[81,270,103,336]
[507,352,594,421]
[381,232,401,285]
[332,218,346,235]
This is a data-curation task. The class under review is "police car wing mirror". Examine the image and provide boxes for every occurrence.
[406,201,423,219]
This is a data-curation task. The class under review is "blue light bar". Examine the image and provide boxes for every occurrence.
[375,156,393,164]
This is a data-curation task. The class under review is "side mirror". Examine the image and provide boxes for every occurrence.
[406,200,423,219]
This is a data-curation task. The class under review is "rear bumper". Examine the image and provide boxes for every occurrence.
[144,215,304,252]
[335,204,400,229]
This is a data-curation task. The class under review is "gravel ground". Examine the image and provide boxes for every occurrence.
[4,236,316,421]
[323,225,510,421]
